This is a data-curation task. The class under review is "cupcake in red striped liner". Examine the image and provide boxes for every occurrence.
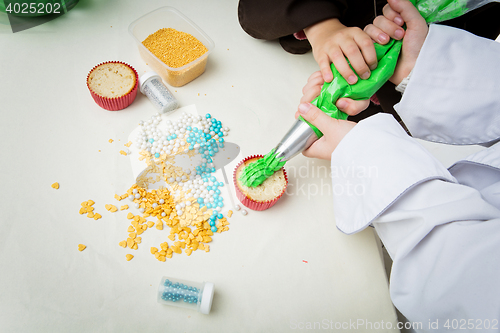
[233,155,288,211]
[87,61,138,111]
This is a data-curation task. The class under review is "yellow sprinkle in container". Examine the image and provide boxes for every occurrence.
[129,7,215,87]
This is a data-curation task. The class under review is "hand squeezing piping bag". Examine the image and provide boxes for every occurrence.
[240,0,493,188]
[238,39,402,188]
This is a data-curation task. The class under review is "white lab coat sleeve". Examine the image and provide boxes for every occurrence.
[372,143,500,328]
[330,114,500,328]
[394,24,500,145]
[330,113,456,235]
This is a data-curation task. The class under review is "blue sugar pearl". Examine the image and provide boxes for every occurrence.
[211,226,218,232]
[197,198,204,204]
[189,145,194,150]
[218,202,224,207]
[217,213,223,219]
[210,215,216,221]
[218,132,224,137]
[212,210,218,216]
[219,143,224,148]
[206,113,211,119]
[219,138,224,142]
[213,193,219,199]
[216,120,221,125]
[189,133,194,137]
[214,148,219,153]
[155,153,160,158]
[187,126,192,131]
[215,189,221,194]
[209,152,214,156]
[149,138,154,143]
[219,182,224,187]
[206,203,212,209]
[172,134,177,139]
[210,176,216,182]
[186,137,192,143]
[209,220,215,226]
[197,138,202,143]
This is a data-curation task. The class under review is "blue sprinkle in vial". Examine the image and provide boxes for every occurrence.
[158,277,214,314]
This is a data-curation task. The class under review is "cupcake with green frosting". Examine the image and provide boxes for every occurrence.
[233,154,288,211]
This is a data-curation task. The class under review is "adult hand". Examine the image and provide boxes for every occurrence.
[364,0,428,85]
[304,18,378,84]
[295,102,356,160]
[298,71,371,118]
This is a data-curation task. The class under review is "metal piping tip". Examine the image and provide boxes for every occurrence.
[273,119,319,161]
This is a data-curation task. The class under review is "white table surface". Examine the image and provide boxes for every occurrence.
[3,0,470,331]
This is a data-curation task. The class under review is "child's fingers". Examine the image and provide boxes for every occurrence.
[300,84,323,104]
[302,136,331,160]
[336,98,370,116]
[317,55,334,83]
[364,24,390,44]
[373,15,405,40]
[306,71,323,83]
[326,47,358,85]
[354,34,378,71]
[339,41,371,81]
[383,3,404,25]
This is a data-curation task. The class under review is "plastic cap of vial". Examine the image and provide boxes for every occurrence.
[199,282,215,314]
[139,71,162,94]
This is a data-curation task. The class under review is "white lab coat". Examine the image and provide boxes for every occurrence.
[330,24,500,331]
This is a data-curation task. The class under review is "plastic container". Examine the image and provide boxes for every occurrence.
[129,7,215,87]
[139,71,178,113]
[157,276,214,314]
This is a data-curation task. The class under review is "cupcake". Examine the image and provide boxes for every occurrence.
[233,155,288,211]
[87,61,138,111]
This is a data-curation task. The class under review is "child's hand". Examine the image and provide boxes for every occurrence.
[295,102,356,160]
[304,18,378,84]
[364,0,428,85]
[298,71,370,117]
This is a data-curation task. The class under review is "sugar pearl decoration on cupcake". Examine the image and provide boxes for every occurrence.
[133,111,230,215]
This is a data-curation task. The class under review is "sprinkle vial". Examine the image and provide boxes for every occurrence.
[139,71,178,113]
[157,276,214,314]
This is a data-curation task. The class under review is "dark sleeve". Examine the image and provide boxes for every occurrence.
[238,0,348,40]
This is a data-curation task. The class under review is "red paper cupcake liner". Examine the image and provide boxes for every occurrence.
[233,155,288,211]
[86,61,138,111]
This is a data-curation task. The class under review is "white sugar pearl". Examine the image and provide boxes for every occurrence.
[152,203,158,208]
[176,177,181,182]
[134,203,140,209]
[177,210,183,216]
[186,169,191,174]
[133,189,138,194]
[159,199,165,204]
[169,177,175,182]
[216,207,222,212]
[181,175,187,180]
[135,194,141,199]
[186,201,191,206]
[128,195,134,201]
[175,204,181,210]
[234,205,241,211]
[241,209,248,216]
[139,208,145,213]
[161,212,166,217]
[180,203,185,208]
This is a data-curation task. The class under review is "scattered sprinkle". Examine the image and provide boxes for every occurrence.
[109,139,114,143]
[51,182,59,189]
[126,254,134,261]
[78,244,86,251]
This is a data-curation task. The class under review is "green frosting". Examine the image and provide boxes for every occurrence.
[239,149,286,188]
